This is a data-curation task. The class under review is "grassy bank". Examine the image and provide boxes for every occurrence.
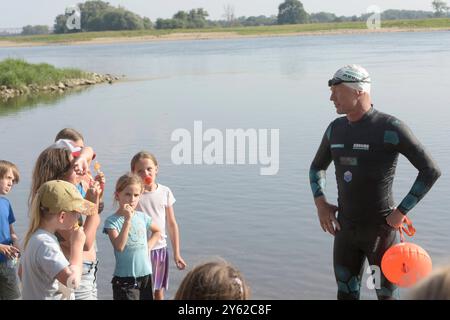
[0,59,119,102]
[1,18,449,45]
[0,59,88,89]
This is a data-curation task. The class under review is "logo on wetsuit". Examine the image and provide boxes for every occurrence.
[353,143,370,151]
[344,171,352,182]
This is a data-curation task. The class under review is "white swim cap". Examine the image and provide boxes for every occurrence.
[330,64,371,93]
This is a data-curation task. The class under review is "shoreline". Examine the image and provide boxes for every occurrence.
[0,73,121,102]
[1,27,449,48]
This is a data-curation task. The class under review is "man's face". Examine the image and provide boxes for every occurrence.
[329,84,360,115]
[0,168,15,195]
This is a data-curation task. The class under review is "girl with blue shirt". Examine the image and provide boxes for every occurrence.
[104,173,161,300]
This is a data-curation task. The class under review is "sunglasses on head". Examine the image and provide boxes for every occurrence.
[328,77,370,87]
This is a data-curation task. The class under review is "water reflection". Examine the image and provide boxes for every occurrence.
[0,86,93,117]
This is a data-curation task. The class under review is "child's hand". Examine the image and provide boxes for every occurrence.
[94,172,106,194]
[0,244,20,259]
[174,255,187,270]
[85,181,101,204]
[73,157,88,176]
[123,204,135,221]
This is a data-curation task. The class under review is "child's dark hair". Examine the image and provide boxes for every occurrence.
[55,128,84,143]
[114,173,144,201]
[174,258,250,300]
[130,151,158,171]
[0,160,20,184]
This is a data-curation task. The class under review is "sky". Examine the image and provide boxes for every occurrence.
[0,0,439,28]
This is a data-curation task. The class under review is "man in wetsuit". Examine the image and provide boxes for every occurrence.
[309,65,441,300]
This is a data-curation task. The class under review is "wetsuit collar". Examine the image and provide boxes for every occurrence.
[348,105,375,124]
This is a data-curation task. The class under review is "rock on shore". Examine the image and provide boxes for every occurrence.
[0,73,122,101]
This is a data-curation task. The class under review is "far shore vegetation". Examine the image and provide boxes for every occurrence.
[0,0,449,45]
[0,18,449,45]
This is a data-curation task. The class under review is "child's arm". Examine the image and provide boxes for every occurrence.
[147,222,161,251]
[55,227,85,286]
[82,214,101,251]
[73,146,95,176]
[9,224,19,248]
[82,182,101,251]
[166,206,187,270]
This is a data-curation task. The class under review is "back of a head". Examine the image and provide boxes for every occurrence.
[55,128,84,143]
[408,266,450,300]
[174,259,250,300]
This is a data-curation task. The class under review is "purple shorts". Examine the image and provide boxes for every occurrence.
[150,247,169,290]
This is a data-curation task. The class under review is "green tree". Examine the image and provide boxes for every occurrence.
[22,25,50,35]
[53,14,68,33]
[277,0,309,24]
[53,0,152,33]
[187,8,209,28]
[143,17,153,29]
[310,12,337,23]
[432,0,449,17]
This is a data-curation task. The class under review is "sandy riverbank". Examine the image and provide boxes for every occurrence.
[0,27,449,48]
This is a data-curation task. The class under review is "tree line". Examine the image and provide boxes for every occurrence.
[20,0,450,35]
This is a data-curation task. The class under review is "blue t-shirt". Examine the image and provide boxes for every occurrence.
[103,211,152,278]
[76,183,86,198]
[0,197,16,263]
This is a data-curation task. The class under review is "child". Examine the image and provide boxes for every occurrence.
[104,173,161,300]
[174,258,250,300]
[53,128,105,211]
[29,146,102,300]
[0,160,21,300]
[53,128,96,178]
[408,265,450,300]
[21,180,96,300]
[131,151,186,300]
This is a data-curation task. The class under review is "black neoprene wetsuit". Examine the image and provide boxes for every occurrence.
[309,107,441,299]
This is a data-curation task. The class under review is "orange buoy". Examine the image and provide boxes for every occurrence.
[381,242,432,288]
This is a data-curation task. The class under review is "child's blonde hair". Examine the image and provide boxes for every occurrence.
[55,128,84,143]
[130,151,158,172]
[174,258,250,300]
[408,265,450,300]
[114,173,144,202]
[24,187,58,249]
[29,147,73,207]
[0,160,20,184]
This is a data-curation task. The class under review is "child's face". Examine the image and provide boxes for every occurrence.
[134,158,158,184]
[63,155,81,185]
[116,184,142,210]
[59,211,81,230]
[0,168,15,195]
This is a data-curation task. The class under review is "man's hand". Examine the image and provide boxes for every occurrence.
[315,197,341,236]
[386,208,405,229]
